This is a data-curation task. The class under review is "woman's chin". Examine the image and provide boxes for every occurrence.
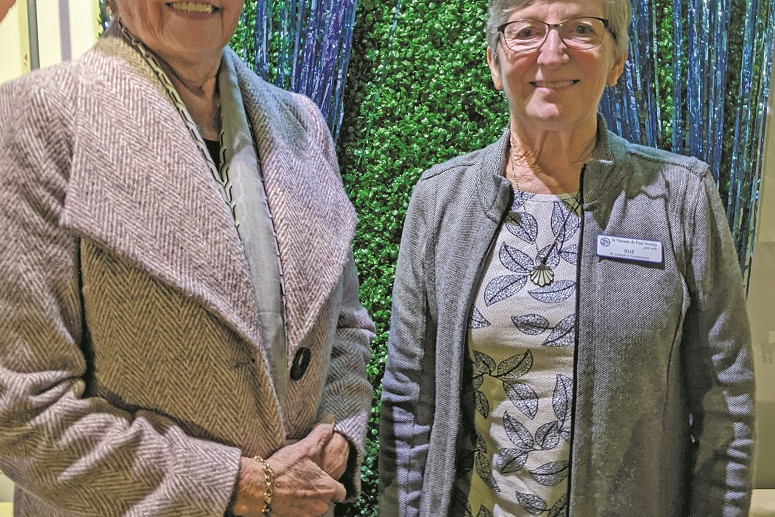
[520,112,569,132]
[516,106,597,135]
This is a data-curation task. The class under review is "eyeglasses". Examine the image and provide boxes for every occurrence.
[498,16,612,54]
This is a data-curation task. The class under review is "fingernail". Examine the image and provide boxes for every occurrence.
[320,413,335,425]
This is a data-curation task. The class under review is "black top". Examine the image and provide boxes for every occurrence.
[204,139,221,169]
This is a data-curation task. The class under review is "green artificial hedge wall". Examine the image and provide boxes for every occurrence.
[335,1,507,514]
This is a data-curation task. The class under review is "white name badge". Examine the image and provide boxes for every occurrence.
[596,234,663,264]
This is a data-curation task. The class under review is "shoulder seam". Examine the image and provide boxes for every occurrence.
[419,158,479,181]
[623,143,709,179]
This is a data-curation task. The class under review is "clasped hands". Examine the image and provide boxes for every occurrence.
[229,420,350,517]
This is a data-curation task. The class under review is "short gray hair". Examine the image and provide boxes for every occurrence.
[485,0,631,59]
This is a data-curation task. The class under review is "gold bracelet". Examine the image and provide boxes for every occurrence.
[253,455,274,516]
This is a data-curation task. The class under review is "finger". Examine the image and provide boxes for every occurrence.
[318,413,335,425]
[308,414,335,436]
[331,480,347,504]
[304,421,335,453]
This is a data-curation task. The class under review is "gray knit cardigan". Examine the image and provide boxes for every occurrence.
[380,120,755,517]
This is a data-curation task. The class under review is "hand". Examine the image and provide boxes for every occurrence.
[228,456,269,517]
[319,430,350,481]
[228,423,346,517]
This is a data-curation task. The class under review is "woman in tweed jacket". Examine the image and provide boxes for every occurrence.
[0,1,374,516]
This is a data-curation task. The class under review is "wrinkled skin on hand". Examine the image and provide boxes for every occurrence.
[320,430,350,481]
[229,422,347,517]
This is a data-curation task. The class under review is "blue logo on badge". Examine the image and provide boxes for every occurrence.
[600,237,611,247]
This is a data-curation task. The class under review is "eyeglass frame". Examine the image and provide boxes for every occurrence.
[497,16,615,54]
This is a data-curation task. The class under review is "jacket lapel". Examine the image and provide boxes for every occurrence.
[228,50,357,357]
[62,33,262,354]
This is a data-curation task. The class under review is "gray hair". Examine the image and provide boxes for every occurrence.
[485,0,631,60]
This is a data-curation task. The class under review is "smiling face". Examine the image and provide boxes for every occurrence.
[114,1,244,67]
[488,0,626,138]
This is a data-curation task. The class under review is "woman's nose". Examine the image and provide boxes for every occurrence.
[536,29,569,66]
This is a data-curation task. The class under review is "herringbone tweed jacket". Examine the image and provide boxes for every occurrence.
[0,29,374,517]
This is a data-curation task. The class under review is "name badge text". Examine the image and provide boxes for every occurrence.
[596,234,663,264]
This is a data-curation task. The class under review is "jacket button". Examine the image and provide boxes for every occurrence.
[290,347,311,380]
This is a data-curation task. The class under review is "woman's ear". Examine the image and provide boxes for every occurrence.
[487,47,503,91]
[607,51,627,87]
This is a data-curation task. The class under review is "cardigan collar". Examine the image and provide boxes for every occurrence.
[62,28,355,363]
[476,114,629,219]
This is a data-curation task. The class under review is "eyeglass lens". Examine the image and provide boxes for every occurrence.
[502,17,607,52]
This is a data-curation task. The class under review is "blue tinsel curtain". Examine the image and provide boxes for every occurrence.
[599,0,775,287]
[99,1,358,144]
[231,0,358,143]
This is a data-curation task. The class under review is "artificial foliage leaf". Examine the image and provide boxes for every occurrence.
[504,411,535,450]
[505,381,539,419]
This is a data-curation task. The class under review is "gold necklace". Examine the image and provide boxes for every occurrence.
[508,136,580,288]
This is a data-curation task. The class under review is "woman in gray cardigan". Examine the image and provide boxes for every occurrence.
[0,1,374,516]
[379,0,755,515]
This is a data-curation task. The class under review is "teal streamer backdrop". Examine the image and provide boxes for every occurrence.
[229,0,358,142]
[598,0,775,282]
[98,1,775,515]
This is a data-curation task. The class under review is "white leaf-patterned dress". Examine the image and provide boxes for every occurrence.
[452,190,581,517]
